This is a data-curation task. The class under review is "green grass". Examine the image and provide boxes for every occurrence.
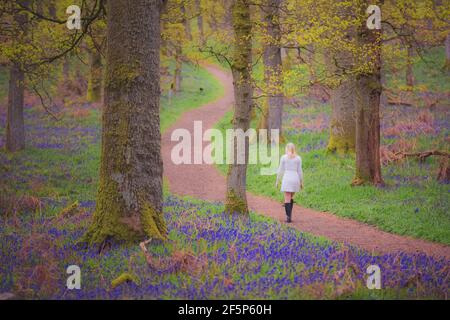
[385,46,450,93]
[213,104,450,245]
[160,63,223,132]
[210,45,450,245]
[0,63,223,216]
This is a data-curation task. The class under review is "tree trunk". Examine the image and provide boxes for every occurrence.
[306,44,315,82]
[6,64,25,152]
[181,5,192,41]
[62,56,70,83]
[444,32,450,72]
[263,0,283,143]
[326,51,356,153]
[82,0,167,246]
[87,49,103,102]
[225,0,253,215]
[353,4,383,186]
[223,1,233,30]
[173,46,182,93]
[406,44,414,87]
[328,79,356,153]
[196,0,205,45]
[6,1,28,152]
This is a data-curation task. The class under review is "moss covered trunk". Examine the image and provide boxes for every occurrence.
[173,46,182,93]
[326,46,356,154]
[444,32,450,72]
[225,0,253,215]
[83,0,166,246]
[6,64,25,152]
[353,3,383,186]
[405,44,414,87]
[327,78,356,154]
[6,2,28,153]
[325,2,356,154]
[87,49,103,103]
[263,0,283,144]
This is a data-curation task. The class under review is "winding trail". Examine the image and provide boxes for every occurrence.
[162,64,450,260]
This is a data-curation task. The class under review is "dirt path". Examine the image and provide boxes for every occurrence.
[162,64,450,260]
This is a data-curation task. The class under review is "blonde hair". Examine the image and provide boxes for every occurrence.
[285,143,297,159]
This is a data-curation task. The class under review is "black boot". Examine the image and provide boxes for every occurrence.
[284,203,291,223]
[288,202,293,223]
[289,200,294,222]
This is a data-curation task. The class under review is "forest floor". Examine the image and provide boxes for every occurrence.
[162,64,450,259]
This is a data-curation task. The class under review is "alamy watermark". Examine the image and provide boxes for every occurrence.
[171,121,280,175]
[65,4,381,31]
[66,265,81,290]
[366,264,382,289]
[66,5,81,30]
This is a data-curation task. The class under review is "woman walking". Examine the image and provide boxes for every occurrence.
[275,143,303,223]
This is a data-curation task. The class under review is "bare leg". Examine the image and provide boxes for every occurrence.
[284,192,292,203]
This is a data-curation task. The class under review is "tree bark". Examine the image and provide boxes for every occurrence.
[306,44,315,82]
[195,0,205,45]
[326,51,356,153]
[406,44,414,87]
[225,0,253,215]
[5,1,28,152]
[62,55,70,83]
[181,4,192,41]
[173,46,182,93]
[82,0,167,246]
[87,49,103,102]
[263,0,283,143]
[6,64,25,152]
[353,3,383,186]
[444,32,450,72]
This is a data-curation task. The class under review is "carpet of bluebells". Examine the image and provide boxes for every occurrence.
[1,195,449,299]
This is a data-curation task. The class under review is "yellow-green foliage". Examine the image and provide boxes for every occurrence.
[111,273,140,289]
[232,0,252,72]
[327,133,355,154]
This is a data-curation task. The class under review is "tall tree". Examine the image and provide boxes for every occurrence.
[353,0,383,186]
[172,45,183,93]
[86,49,103,102]
[86,13,106,103]
[225,0,253,215]
[405,43,415,87]
[195,0,205,44]
[6,63,25,152]
[262,0,283,143]
[180,3,192,41]
[325,49,356,154]
[324,0,356,154]
[444,32,450,72]
[83,0,167,246]
[5,0,28,152]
